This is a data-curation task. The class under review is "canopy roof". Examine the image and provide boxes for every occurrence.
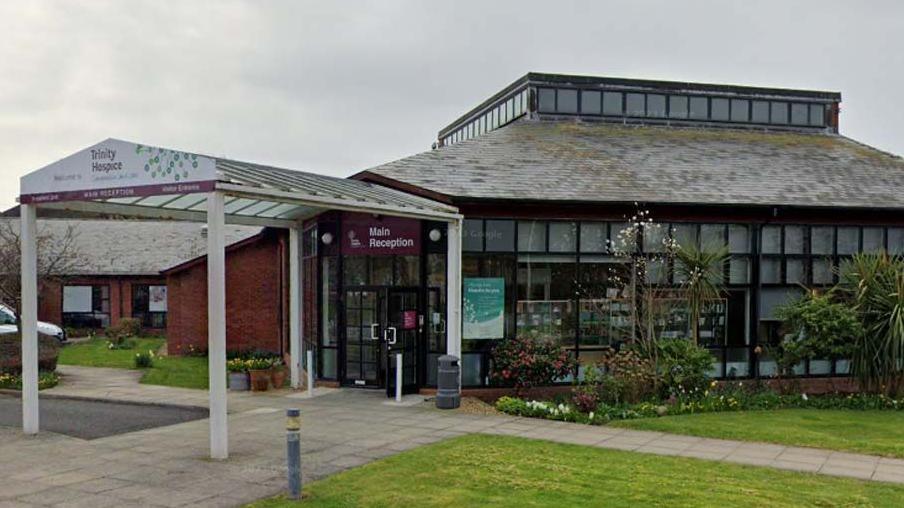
[21,138,460,226]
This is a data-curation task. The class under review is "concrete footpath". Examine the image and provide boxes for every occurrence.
[1,365,903,507]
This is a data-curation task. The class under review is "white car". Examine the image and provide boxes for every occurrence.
[0,303,67,343]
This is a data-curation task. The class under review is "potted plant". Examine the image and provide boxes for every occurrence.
[270,357,287,389]
[227,358,249,391]
[247,358,272,391]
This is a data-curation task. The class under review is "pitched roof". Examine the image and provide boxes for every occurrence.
[360,120,904,209]
[0,218,260,276]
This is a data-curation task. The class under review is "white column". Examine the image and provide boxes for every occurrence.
[207,192,228,459]
[20,203,39,434]
[289,227,301,389]
[446,218,462,358]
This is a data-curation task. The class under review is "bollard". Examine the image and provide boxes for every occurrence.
[286,408,301,499]
[306,350,314,398]
[395,353,402,402]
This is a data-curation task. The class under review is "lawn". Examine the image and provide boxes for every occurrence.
[249,434,904,508]
[58,337,209,389]
[612,409,904,458]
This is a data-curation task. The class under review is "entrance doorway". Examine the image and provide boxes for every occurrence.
[342,287,420,395]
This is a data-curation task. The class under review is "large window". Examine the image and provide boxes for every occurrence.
[62,285,110,328]
[132,284,167,328]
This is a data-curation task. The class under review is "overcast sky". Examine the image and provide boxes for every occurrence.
[1,0,902,211]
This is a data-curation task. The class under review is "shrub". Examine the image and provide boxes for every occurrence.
[134,350,154,368]
[105,318,142,346]
[774,290,861,377]
[657,339,714,398]
[571,365,603,413]
[490,337,576,396]
[0,333,60,374]
[597,348,658,404]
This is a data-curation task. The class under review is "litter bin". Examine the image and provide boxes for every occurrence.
[435,355,461,409]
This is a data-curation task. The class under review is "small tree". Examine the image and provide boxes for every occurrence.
[673,244,730,345]
[0,219,84,325]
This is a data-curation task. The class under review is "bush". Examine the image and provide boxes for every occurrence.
[0,333,60,374]
[597,348,658,404]
[774,290,861,376]
[490,337,576,396]
[105,318,142,343]
[657,339,714,398]
[134,350,154,368]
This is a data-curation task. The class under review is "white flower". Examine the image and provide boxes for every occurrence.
[802,393,809,401]
[589,412,595,420]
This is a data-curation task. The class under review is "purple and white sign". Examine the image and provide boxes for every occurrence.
[20,138,217,204]
[341,212,420,255]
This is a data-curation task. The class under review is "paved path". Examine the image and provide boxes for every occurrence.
[1,366,903,507]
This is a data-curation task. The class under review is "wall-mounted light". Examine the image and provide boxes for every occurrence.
[428,228,442,242]
[321,232,334,245]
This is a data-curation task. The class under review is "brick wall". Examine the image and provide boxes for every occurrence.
[38,275,166,334]
[165,230,287,355]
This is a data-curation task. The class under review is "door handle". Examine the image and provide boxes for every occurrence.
[370,323,380,341]
[384,327,397,345]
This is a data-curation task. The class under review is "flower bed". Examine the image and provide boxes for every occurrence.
[0,371,60,390]
[496,381,904,425]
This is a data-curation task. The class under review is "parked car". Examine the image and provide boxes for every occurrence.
[0,303,67,343]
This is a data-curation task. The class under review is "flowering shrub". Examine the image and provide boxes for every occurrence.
[597,348,658,404]
[0,371,59,390]
[134,350,154,368]
[490,337,576,396]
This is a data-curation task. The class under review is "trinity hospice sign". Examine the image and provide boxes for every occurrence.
[341,212,420,255]
[463,278,505,339]
[19,138,217,204]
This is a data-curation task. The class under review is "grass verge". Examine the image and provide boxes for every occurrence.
[58,337,208,389]
[248,434,904,507]
[611,409,904,458]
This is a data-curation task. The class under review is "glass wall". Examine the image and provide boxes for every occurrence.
[463,219,903,386]
[757,224,904,377]
[62,284,111,328]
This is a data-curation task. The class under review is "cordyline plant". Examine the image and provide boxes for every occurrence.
[837,253,904,395]
[673,244,730,345]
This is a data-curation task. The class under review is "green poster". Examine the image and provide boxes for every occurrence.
[463,277,505,339]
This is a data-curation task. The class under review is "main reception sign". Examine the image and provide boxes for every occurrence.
[19,138,217,204]
[341,212,421,255]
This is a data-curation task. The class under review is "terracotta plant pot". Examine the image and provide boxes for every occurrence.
[228,371,249,391]
[249,369,271,391]
[270,366,287,389]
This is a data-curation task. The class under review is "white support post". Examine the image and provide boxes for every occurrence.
[446,218,462,359]
[289,227,301,389]
[20,204,39,434]
[207,192,228,459]
[395,353,403,402]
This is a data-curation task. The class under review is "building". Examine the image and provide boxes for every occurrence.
[0,217,259,336]
[299,73,904,390]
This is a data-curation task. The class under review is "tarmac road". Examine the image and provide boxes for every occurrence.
[0,394,207,439]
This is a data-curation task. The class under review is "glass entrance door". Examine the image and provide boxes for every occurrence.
[385,288,419,397]
[343,287,420,394]
[344,289,382,387]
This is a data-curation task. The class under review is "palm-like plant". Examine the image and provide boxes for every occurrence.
[674,244,730,345]
[838,253,904,395]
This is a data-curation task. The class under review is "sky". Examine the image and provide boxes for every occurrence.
[1,0,902,211]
